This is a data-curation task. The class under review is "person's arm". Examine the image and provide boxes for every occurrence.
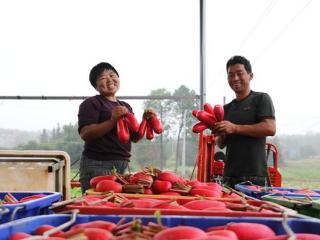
[214,118,276,138]
[80,106,128,142]
[80,119,116,142]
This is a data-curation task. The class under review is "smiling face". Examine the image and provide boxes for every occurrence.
[95,69,120,98]
[227,63,253,99]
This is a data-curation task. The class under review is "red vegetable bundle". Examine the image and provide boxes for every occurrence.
[192,103,224,133]
[138,110,164,140]
[116,112,140,144]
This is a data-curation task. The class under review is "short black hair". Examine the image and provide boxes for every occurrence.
[226,55,252,74]
[89,62,119,88]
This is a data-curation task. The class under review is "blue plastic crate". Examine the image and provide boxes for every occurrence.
[0,214,320,239]
[0,191,62,224]
[235,184,320,199]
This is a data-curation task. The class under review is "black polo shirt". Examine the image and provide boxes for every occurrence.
[223,91,275,177]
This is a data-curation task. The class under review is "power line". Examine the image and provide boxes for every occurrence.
[255,0,313,61]
[235,0,278,53]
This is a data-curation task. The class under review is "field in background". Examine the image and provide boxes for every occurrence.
[280,158,320,189]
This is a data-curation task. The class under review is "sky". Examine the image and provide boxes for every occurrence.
[0,0,319,135]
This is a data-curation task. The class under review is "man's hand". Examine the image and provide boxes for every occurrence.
[213,120,238,135]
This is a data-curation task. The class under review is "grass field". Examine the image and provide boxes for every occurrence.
[280,158,320,189]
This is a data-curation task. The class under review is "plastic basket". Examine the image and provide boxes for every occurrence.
[0,213,320,239]
[0,191,62,223]
[262,194,320,218]
[54,193,296,218]
[235,183,320,199]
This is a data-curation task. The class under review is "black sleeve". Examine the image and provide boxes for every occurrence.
[257,93,275,121]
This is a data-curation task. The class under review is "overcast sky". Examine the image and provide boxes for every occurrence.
[0,0,318,135]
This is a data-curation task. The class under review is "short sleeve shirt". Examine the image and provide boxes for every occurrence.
[78,95,133,161]
[223,91,275,177]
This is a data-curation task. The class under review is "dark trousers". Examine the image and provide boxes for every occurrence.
[79,154,128,193]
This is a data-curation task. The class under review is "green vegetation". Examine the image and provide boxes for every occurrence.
[280,158,320,189]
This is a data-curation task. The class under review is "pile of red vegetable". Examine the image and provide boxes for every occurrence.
[88,168,239,199]
[192,102,224,133]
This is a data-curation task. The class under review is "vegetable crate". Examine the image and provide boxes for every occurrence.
[235,183,320,200]
[0,212,320,239]
[262,194,320,218]
[52,193,297,218]
[0,191,62,224]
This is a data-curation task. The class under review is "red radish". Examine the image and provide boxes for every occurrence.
[213,104,224,122]
[204,102,215,115]
[205,207,232,212]
[63,228,113,240]
[34,224,64,237]
[154,226,207,240]
[222,192,241,199]
[158,171,180,183]
[146,121,154,140]
[138,118,147,139]
[130,198,164,208]
[192,122,209,133]
[95,180,122,193]
[70,220,116,231]
[83,228,113,240]
[196,110,217,125]
[125,112,140,132]
[207,229,238,240]
[19,194,47,202]
[183,199,226,210]
[192,109,199,117]
[160,191,181,196]
[144,188,153,194]
[90,175,117,188]
[152,180,172,193]
[153,202,189,210]
[194,183,222,192]
[9,232,32,240]
[117,117,130,143]
[150,115,164,134]
[186,180,204,188]
[226,222,276,240]
[190,188,223,197]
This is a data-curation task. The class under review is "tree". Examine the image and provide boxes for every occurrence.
[40,129,49,143]
[170,85,200,172]
[142,88,173,169]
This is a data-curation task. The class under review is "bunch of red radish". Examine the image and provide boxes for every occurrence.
[192,103,224,133]
[117,110,163,143]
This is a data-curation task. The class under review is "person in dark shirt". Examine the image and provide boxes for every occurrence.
[213,55,276,188]
[78,62,149,193]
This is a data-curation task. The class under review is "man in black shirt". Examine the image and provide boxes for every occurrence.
[213,56,276,188]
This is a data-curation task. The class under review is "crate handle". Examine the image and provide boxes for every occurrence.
[281,212,296,240]
[10,206,25,222]
[43,209,79,237]
[0,206,10,217]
